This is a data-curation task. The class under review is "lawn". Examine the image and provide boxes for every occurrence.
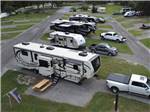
[128,29,143,37]
[1,24,33,32]
[140,38,150,48]
[97,24,113,29]
[1,70,150,112]
[98,56,150,79]
[1,32,22,40]
[41,33,49,41]
[106,4,122,15]
[1,9,58,22]
[86,38,132,54]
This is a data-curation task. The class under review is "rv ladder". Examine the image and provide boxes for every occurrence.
[52,73,60,86]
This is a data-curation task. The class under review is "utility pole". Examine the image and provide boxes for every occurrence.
[114,93,119,112]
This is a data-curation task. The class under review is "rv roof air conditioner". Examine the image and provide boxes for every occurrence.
[65,32,69,35]
[46,46,55,50]
[79,51,88,57]
[40,44,44,48]
[22,42,30,45]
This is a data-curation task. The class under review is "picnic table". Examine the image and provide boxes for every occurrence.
[32,79,52,92]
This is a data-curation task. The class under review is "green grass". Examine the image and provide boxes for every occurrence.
[106,4,122,15]
[41,33,49,41]
[140,38,150,48]
[97,24,113,29]
[2,70,150,112]
[86,38,132,54]
[62,13,72,19]
[1,32,22,40]
[1,24,33,32]
[1,9,57,22]
[98,56,150,79]
[128,29,143,36]
[1,19,41,26]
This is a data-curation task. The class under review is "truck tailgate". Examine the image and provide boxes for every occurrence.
[107,73,130,84]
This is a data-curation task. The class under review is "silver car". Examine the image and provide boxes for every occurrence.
[89,43,118,56]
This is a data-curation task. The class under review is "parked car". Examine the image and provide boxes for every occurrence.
[89,43,118,56]
[106,73,150,98]
[69,14,105,23]
[100,32,127,43]
[124,11,136,17]
[120,7,133,14]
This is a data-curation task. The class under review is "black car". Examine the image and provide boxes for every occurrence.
[89,43,118,56]
[50,23,91,36]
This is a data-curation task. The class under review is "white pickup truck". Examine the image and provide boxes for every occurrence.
[106,73,150,98]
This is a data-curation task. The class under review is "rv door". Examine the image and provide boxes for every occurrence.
[66,37,74,48]
[38,56,54,77]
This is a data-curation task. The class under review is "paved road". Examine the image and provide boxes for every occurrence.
[109,20,150,70]
[0,6,71,75]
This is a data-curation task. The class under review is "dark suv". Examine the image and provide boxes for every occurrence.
[89,43,118,56]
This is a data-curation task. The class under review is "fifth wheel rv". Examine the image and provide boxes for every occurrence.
[13,42,100,83]
[48,31,86,49]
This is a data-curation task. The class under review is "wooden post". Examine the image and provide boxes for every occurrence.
[7,94,12,108]
[114,93,119,112]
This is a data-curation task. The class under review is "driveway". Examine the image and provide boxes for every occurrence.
[25,75,150,107]
[0,6,71,75]
[109,20,150,70]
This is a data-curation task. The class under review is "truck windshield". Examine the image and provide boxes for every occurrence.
[91,56,100,72]
[147,79,150,86]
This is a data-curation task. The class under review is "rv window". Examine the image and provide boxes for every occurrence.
[91,56,100,72]
[70,39,73,43]
[21,50,28,56]
[34,54,38,60]
[39,60,49,67]
[73,65,78,70]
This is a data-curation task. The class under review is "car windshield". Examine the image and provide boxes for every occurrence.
[105,44,111,48]
[113,33,118,36]
[147,78,150,87]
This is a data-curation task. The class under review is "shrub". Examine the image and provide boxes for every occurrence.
[80,5,89,11]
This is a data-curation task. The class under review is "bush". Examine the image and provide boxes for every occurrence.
[92,5,97,13]
[80,5,89,11]
[71,7,76,12]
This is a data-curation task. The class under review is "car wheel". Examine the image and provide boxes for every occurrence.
[148,95,150,99]
[116,39,120,43]
[111,87,119,94]
[101,36,105,40]
[107,52,112,56]
[91,49,95,53]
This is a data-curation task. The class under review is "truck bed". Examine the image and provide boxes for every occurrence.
[107,73,130,84]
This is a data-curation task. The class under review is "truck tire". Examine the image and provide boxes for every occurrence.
[116,39,120,43]
[101,36,105,40]
[111,87,119,93]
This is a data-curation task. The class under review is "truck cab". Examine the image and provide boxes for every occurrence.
[106,73,150,98]
[128,74,150,97]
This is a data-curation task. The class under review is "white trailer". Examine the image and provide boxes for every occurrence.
[48,31,86,49]
[13,42,101,83]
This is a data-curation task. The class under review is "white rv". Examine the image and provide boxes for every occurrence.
[48,31,86,49]
[51,19,96,31]
[13,42,100,83]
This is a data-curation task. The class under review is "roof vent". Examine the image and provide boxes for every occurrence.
[22,42,30,45]
[140,76,145,80]
[46,46,54,50]
[79,51,88,57]
[65,32,69,35]
[40,44,44,48]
